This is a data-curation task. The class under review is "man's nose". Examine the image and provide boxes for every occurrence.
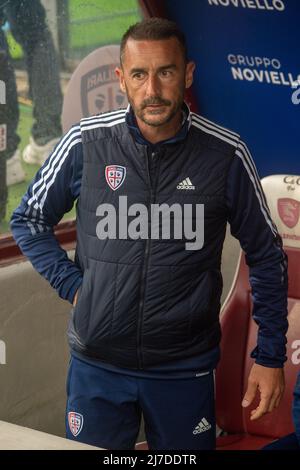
[145,74,160,96]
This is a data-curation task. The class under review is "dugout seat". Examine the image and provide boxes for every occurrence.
[216,174,300,450]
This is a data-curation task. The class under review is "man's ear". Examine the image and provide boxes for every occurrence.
[185,61,196,89]
[115,67,126,93]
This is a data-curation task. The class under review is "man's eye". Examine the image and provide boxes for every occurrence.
[133,73,145,79]
[160,70,172,77]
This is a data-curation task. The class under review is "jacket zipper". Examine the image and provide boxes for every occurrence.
[137,147,161,369]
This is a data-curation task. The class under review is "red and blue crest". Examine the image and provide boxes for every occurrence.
[105,165,126,191]
[68,411,84,437]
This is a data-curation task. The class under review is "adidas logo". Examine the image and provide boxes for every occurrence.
[177,177,195,190]
[193,418,212,435]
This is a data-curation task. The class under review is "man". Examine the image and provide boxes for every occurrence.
[11,18,288,450]
[0,0,62,189]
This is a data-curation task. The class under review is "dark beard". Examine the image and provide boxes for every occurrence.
[128,93,184,128]
[139,105,181,127]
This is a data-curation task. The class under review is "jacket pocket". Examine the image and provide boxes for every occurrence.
[79,260,118,347]
[188,269,223,334]
[73,267,93,340]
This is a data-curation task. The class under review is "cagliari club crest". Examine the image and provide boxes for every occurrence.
[68,411,83,437]
[81,63,125,116]
[277,198,300,228]
[105,165,126,191]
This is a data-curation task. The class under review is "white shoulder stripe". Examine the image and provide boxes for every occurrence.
[29,128,81,203]
[81,117,126,132]
[80,113,126,128]
[25,205,48,236]
[235,144,277,236]
[238,140,270,209]
[191,120,238,148]
[240,142,278,234]
[30,125,81,194]
[191,115,277,236]
[37,136,82,211]
[192,113,239,139]
[80,108,126,122]
[80,109,126,125]
[25,206,36,236]
[191,115,239,145]
[28,128,82,210]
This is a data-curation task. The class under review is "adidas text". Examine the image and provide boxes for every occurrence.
[193,418,212,435]
[177,177,195,190]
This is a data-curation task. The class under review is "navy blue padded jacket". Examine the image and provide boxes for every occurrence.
[11,104,288,369]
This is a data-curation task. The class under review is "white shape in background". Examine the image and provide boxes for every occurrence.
[0,80,5,104]
[291,80,300,105]
[0,340,6,365]
[291,339,300,365]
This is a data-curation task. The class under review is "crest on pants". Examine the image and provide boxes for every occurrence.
[105,165,126,191]
[68,411,84,437]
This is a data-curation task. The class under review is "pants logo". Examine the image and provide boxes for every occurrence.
[68,411,84,437]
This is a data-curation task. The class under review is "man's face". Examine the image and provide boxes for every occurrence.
[116,37,195,128]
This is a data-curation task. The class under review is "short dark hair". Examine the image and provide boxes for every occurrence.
[120,17,187,65]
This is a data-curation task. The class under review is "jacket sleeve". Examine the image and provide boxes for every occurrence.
[10,124,83,304]
[226,139,288,368]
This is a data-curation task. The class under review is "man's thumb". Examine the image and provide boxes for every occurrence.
[242,382,257,408]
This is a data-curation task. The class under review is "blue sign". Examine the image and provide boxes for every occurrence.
[162,0,299,176]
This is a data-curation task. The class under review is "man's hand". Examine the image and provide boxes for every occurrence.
[242,363,285,421]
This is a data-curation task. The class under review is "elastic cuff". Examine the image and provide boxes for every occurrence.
[254,358,285,369]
